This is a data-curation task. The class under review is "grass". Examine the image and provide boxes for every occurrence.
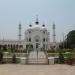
[48,49,75,58]
[3,52,27,57]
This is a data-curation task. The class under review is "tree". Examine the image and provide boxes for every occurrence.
[59,30,75,49]
[67,30,75,49]
[26,44,33,52]
[3,45,7,52]
[0,48,3,64]
[59,42,63,49]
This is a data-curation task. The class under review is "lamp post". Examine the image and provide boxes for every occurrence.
[36,43,40,64]
[62,33,65,49]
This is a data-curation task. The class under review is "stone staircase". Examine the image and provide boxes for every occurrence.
[27,51,48,64]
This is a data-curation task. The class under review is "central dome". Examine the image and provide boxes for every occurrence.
[31,24,41,29]
[28,17,47,30]
[28,23,47,31]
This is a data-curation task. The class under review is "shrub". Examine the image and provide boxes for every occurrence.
[66,53,75,65]
[58,52,65,64]
[12,54,16,63]
[0,51,3,64]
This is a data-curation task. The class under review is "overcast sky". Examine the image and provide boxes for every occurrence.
[0,0,75,42]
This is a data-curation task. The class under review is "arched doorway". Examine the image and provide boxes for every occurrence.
[34,35,41,51]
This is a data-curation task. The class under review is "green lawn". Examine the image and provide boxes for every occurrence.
[48,52,75,58]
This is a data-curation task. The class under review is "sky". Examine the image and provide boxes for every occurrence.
[0,0,75,42]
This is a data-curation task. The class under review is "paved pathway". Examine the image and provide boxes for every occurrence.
[0,64,75,75]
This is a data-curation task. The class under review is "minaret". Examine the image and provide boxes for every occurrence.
[18,23,22,45]
[53,22,56,45]
[35,15,39,25]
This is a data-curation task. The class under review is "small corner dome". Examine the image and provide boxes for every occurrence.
[42,24,47,30]
[42,24,45,27]
[28,24,32,29]
[27,22,47,31]
[29,24,32,27]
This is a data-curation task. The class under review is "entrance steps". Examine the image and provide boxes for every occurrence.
[27,51,48,64]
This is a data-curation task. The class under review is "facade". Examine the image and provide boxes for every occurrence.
[25,20,50,51]
[0,40,25,50]
[0,19,58,51]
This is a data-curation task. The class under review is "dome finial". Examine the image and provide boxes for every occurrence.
[35,15,39,25]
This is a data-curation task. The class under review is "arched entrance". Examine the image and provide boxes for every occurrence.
[34,35,40,51]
